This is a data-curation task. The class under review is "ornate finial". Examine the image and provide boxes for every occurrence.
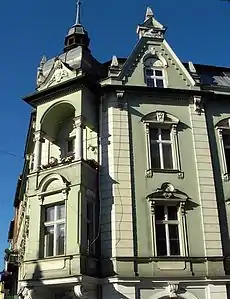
[75,0,82,25]
[145,6,154,21]
[110,55,119,68]
[39,55,47,68]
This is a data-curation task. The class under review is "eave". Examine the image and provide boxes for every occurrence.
[22,74,100,107]
[101,84,213,98]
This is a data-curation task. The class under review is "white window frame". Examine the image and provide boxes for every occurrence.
[43,203,66,257]
[143,111,182,178]
[150,127,174,169]
[154,205,182,256]
[149,201,188,257]
[145,68,165,88]
[216,118,230,181]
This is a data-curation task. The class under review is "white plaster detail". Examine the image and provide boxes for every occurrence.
[73,116,84,160]
[150,288,199,299]
[33,130,44,171]
[156,111,165,123]
[167,282,179,298]
[193,96,203,115]
[48,58,68,86]
[111,55,119,68]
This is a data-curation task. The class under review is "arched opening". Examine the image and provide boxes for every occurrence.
[40,102,75,167]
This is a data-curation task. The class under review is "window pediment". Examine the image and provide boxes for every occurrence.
[141,111,179,125]
[216,118,230,130]
[147,183,189,202]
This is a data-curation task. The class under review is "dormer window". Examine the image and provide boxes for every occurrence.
[143,56,167,88]
[145,68,164,88]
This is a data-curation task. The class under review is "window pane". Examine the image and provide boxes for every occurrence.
[155,70,163,77]
[57,224,65,255]
[224,148,230,173]
[150,128,158,141]
[167,206,178,220]
[161,129,171,140]
[146,69,154,76]
[150,143,161,169]
[169,225,180,255]
[155,206,165,220]
[67,138,74,153]
[45,226,54,257]
[57,204,65,220]
[156,224,167,256]
[156,79,164,88]
[162,143,173,169]
[146,78,154,87]
[223,134,230,146]
[45,207,54,222]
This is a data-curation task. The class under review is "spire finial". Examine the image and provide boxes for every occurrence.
[145,6,154,21]
[75,0,82,25]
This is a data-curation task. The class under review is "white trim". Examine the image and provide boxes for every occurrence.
[106,277,230,284]
[163,40,196,87]
[150,289,199,299]
[18,275,98,287]
[217,128,230,180]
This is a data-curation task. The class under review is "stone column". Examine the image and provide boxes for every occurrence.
[33,130,43,171]
[73,116,84,161]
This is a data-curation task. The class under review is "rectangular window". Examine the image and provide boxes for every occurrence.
[223,133,230,173]
[150,127,173,169]
[155,205,180,256]
[67,138,75,154]
[145,68,164,88]
[44,204,65,257]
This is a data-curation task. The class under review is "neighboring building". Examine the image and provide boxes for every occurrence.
[5,4,230,299]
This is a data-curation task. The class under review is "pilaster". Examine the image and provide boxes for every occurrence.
[100,93,134,264]
[189,96,222,257]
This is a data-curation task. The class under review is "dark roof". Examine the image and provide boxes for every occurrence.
[184,62,230,88]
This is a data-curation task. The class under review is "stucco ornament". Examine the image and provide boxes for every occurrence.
[167,283,179,298]
[36,55,46,87]
[53,58,68,83]
[143,29,164,39]
[156,111,165,123]
[73,285,88,298]
[20,287,34,299]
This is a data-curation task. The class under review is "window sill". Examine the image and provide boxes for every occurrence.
[145,168,184,179]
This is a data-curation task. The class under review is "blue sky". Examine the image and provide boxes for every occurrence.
[0,0,230,267]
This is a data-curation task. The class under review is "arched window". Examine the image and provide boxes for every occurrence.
[216,118,230,181]
[142,111,183,178]
[144,56,167,88]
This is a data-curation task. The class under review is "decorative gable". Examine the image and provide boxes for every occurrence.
[36,57,76,91]
[117,7,197,90]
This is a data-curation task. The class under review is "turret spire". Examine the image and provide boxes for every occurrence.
[64,0,90,52]
[75,0,81,25]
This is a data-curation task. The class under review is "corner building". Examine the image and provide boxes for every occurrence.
[6,5,230,299]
